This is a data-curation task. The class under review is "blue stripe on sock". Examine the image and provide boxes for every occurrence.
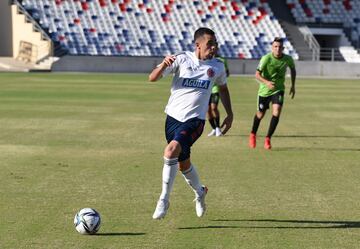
[164,157,178,166]
[182,165,193,175]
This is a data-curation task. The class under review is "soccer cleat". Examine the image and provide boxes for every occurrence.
[152,199,170,219]
[264,137,272,150]
[194,186,208,217]
[249,133,256,148]
[215,127,223,137]
[207,129,216,137]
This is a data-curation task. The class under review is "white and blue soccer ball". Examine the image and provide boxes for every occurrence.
[74,208,101,235]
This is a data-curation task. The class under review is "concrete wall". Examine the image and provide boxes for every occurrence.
[0,1,13,56]
[51,56,259,74]
[52,56,165,73]
[52,55,360,78]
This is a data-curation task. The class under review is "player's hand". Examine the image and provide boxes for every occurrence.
[162,55,176,67]
[266,81,275,90]
[289,86,295,99]
[220,114,233,135]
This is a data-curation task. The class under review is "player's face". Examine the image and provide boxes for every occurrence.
[196,34,217,60]
[272,41,284,58]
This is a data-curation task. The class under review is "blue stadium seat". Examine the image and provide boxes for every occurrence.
[20,0,298,58]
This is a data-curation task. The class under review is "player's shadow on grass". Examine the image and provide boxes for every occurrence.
[178,225,241,230]
[178,219,360,230]
[275,135,360,139]
[95,232,146,236]
[274,147,360,152]
[225,134,360,139]
[210,219,360,229]
[227,134,360,139]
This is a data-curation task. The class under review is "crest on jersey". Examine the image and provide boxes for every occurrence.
[207,68,215,78]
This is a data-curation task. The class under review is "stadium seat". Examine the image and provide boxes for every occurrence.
[286,0,360,45]
[20,0,298,59]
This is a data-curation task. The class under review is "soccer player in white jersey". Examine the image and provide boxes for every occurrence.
[149,27,233,219]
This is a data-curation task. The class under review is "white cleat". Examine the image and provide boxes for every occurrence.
[207,129,216,137]
[194,186,208,217]
[215,127,223,137]
[152,199,170,219]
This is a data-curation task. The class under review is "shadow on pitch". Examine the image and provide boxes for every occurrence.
[226,134,360,139]
[275,135,360,139]
[95,232,146,236]
[207,219,360,229]
[178,225,241,230]
[178,219,360,230]
[273,147,360,152]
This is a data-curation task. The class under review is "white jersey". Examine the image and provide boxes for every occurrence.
[162,51,227,122]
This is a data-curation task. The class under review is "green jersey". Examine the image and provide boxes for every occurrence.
[257,53,295,97]
[212,56,229,94]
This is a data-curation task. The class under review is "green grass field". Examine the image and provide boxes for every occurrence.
[0,72,359,249]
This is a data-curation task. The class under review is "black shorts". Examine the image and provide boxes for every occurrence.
[209,92,220,105]
[165,115,205,162]
[257,91,284,112]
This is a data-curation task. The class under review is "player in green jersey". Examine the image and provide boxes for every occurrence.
[207,51,230,137]
[249,37,296,149]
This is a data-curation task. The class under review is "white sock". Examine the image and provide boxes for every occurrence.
[182,164,203,197]
[159,157,178,201]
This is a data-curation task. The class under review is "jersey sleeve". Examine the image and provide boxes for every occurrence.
[162,54,184,77]
[256,55,268,72]
[215,64,227,86]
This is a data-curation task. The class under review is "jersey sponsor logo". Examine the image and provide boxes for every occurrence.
[207,68,215,78]
[186,66,199,72]
[182,78,210,89]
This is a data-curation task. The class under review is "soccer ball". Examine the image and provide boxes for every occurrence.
[74,208,101,235]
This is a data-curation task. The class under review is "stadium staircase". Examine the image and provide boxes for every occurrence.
[286,0,360,62]
[266,0,313,60]
[10,1,60,70]
[286,0,360,43]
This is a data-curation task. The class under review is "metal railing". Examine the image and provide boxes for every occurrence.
[298,26,321,61]
[12,0,52,42]
[319,48,344,61]
[10,0,64,63]
[295,47,344,61]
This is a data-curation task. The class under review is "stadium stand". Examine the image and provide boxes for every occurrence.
[286,0,360,48]
[18,0,298,59]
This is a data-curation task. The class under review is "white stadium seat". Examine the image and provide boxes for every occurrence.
[20,0,298,59]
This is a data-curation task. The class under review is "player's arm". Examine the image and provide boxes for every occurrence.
[289,67,296,99]
[255,70,275,90]
[224,59,230,77]
[218,84,233,135]
[148,55,176,82]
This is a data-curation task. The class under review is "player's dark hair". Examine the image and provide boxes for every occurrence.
[194,27,215,41]
[272,37,284,45]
